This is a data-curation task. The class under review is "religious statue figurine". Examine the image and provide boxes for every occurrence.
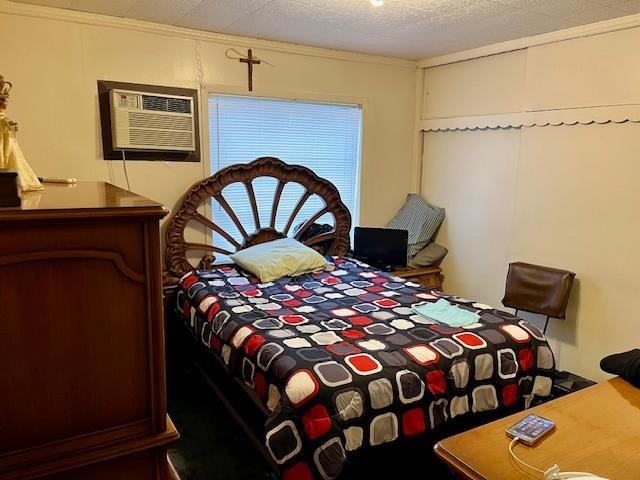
[0,74,43,192]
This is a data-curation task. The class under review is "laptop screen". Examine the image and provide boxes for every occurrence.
[353,227,408,268]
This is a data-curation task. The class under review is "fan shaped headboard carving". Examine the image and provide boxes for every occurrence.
[165,157,352,277]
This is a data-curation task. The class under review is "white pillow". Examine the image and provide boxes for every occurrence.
[230,237,327,283]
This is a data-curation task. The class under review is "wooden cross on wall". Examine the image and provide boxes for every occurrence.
[239,49,261,92]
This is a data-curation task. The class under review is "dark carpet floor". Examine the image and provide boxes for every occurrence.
[167,364,454,480]
[167,366,275,480]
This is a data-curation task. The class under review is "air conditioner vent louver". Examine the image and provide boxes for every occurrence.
[129,128,194,148]
[142,95,192,114]
[128,111,192,131]
[110,88,196,152]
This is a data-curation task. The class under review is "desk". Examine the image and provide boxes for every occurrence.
[434,377,640,479]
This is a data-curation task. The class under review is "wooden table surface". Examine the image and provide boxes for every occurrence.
[435,377,640,480]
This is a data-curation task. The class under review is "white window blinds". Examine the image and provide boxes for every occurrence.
[208,94,362,252]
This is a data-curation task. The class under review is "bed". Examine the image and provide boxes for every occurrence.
[163,157,555,479]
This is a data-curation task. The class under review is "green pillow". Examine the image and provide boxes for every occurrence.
[230,237,327,283]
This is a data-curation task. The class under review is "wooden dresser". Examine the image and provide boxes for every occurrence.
[0,182,179,479]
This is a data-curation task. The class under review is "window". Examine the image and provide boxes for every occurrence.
[208,94,362,251]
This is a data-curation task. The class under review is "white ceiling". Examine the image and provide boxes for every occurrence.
[11,0,640,60]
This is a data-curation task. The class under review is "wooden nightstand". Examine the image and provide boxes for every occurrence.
[393,266,443,290]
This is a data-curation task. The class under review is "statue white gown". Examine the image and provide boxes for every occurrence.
[0,112,43,191]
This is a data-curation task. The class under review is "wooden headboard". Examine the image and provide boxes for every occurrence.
[164,157,352,279]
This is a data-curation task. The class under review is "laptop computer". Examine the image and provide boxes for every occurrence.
[353,227,408,271]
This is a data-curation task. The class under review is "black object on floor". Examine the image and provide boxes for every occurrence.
[601,349,640,387]
[530,371,595,407]
[167,366,274,480]
[553,370,597,396]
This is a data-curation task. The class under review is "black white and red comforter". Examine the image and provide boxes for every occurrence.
[176,257,554,479]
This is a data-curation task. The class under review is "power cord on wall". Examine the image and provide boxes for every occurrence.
[121,149,131,191]
[508,437,608,480]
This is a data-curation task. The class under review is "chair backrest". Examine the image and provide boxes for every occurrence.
[502,262,575,318]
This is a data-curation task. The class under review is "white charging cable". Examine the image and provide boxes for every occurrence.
[509,438,546,475]
[508,437,609,480]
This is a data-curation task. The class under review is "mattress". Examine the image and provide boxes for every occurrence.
[176,256,554,479]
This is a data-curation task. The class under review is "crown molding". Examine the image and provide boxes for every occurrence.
[0,0,415,69]
[420,104,640,131]
[418,13,640,68]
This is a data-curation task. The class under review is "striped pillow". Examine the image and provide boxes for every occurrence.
[386,194,445,258]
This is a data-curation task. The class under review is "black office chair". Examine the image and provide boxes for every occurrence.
[502,262,575,334]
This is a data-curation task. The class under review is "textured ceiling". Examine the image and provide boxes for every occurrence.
[11,0,640,60]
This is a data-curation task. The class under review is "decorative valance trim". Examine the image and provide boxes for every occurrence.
[420,104,640,132]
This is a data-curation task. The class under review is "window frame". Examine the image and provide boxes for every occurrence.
[201,84,367,247]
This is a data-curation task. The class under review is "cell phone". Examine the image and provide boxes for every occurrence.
[506,414,555,446]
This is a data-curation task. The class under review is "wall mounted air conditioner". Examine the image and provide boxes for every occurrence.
[109,89,196,152]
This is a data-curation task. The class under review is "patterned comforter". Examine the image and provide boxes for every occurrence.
[176,257,554,479]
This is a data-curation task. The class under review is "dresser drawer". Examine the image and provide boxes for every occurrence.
[0,182,175,479]
[0,237,150,452]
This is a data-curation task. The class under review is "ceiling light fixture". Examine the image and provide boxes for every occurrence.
[370,0,384,7]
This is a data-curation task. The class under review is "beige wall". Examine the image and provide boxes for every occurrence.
[421,27,640,381]
[1,4,417,231]
[7,1,638,381]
